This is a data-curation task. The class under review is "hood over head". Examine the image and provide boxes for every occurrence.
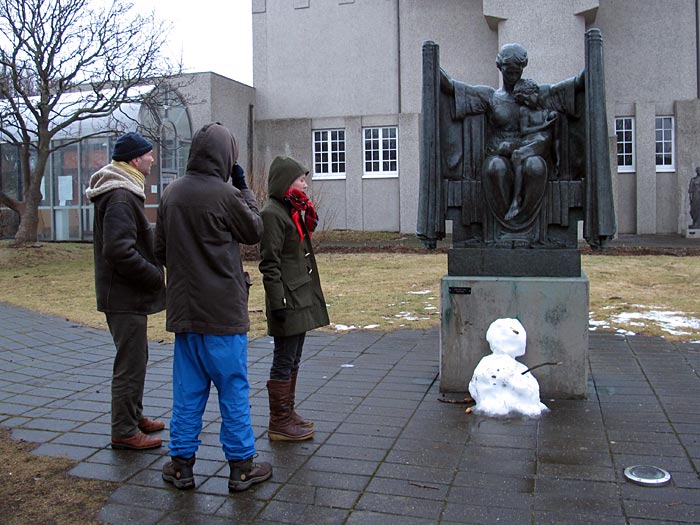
[186,122,239,181]
[268,155,308,200]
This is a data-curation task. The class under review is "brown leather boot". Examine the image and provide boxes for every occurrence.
[290,370,313,428]
[267,379,313,441]
[111,431,161,450]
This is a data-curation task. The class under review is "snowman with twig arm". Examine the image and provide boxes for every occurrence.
[468,318,549,418]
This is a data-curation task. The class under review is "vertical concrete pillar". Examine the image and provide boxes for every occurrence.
[635,102,657,234]
[398,113,420,234]
[345,117,364,230]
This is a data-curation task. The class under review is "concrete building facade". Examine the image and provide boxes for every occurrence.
[252,0,700,235]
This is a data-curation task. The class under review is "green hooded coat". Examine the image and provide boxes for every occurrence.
[259,156,329,337]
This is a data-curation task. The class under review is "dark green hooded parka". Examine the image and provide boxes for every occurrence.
[259,156,329,337]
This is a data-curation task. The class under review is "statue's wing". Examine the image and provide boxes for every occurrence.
[417,41,445,248]
[583,28,616,248]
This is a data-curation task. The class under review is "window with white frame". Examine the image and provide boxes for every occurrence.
[655,116,675,171]
[313,129,346,178]
[363,126,398,177]
[615,117,635,172]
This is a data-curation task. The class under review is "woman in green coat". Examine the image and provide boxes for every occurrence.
[259,156,330,441]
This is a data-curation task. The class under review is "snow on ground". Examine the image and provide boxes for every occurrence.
[589,304,700,337]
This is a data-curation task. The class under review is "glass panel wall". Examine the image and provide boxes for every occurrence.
[52,140,80,240]
[81,138,111,240]
[2,85,191,241]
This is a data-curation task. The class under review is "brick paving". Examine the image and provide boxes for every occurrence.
[2,301,700,524]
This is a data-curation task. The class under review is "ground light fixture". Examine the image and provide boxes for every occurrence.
[623,465,672,487]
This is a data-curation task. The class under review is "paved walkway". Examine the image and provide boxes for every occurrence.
[1,301,700,524]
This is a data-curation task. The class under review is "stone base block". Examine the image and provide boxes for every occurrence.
[448,248,581,277]
[440,273,589,399]
[685,229,700,239]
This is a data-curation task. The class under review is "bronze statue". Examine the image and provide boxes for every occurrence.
[689,167,700,229]
[418,30,616,276]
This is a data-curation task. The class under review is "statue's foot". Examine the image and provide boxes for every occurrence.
[504,203,519,221]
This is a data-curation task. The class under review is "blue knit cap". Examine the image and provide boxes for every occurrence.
[112,132,153,162]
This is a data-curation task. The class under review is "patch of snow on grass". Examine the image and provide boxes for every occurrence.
[612,310,700,336]
[333,324,357,331]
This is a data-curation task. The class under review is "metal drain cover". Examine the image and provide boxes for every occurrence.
[624,465,671,487]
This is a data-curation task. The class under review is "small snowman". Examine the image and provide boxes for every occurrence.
[468,318,548,418]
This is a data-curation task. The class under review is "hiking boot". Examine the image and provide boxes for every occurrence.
[228,456,272,492]
[162,455,196,490]
[111,432,161,450]
[138,417,165,433]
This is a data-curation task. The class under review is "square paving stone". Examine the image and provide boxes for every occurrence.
[345,510,436,525]
[32,442,98,461]
[442,502,532,524]
[533,510,628,524]
[213,496,268,521]
[364,476,449,501]
[69,460,148,482]
[288,469,371,491]
[97,503,165,525]
[304,455,379,476]
[449,484,532,510]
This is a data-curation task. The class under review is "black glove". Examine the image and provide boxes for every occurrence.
[271,308,287,322]
[231,163,247,190]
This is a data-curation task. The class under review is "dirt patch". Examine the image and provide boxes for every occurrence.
[0,427,116,525]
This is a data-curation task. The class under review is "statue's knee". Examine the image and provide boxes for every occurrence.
[522,156,546,178]
[485,156,509,179]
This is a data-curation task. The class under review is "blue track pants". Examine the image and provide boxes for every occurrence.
[169,333,255,461]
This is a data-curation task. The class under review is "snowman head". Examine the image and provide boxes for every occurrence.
[486,318,527,358]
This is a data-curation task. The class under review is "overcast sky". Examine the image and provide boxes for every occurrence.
[129,0,253,86]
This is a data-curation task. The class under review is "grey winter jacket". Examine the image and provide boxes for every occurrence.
[155,123,263,335]
[259,156,329,337]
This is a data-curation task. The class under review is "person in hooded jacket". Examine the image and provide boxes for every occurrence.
[259,156,330,441]
[85,131,166,451]
[155,123,271,493]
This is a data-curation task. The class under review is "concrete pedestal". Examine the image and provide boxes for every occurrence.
[440,273,589,399]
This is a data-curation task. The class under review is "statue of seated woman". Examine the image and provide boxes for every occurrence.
[439,43,583,241]
[417,31,616,255]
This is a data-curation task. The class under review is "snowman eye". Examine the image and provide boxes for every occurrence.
[512,329,519,334]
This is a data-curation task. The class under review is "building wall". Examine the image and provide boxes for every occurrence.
[253,0,400,120]
[594,0,698,234]
[177,73,257,172]
[252,0,700,235]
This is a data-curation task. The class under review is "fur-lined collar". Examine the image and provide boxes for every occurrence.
[85,163,146,201]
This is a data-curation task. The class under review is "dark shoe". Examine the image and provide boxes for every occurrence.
[228,456,272,492]
[267,379,314,441]
[162,455,196,490]
[138,417,165,433]
[111,432,161,450]
[290,370,313,428]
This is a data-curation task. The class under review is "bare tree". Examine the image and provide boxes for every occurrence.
[0,0,181,245]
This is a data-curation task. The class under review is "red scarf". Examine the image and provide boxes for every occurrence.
[284,187,318,242]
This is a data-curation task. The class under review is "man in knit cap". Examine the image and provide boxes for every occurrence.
[86,131,166,450]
